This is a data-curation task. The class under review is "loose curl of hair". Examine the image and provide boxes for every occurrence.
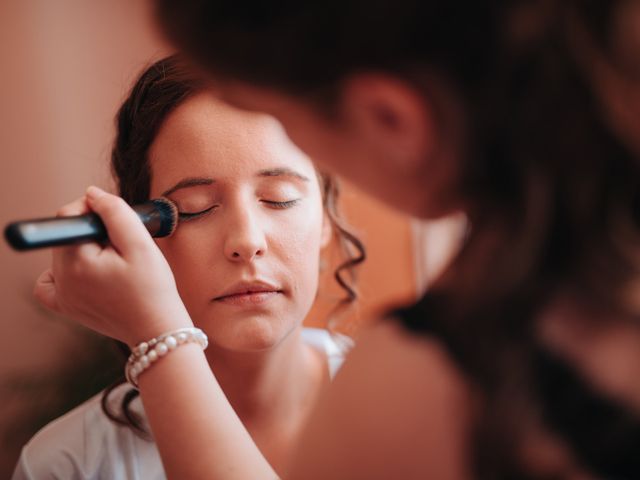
[154,0,640,477]
[102,54,365,436]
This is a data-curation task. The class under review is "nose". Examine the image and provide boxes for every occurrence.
[223,205,267,262]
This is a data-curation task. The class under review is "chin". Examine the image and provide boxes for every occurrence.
[205,317,296,353]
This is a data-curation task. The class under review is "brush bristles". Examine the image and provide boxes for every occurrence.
[151,197,179,237]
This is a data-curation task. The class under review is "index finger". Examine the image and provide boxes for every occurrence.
[55,195,91,218]
[52,194,104,272]
[85,186,156,258]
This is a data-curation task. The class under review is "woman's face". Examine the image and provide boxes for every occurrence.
[149,92,329,352]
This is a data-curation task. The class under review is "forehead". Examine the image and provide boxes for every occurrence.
[148,92,316,185]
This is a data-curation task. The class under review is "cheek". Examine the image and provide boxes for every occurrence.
[155,229,218,301]
[276,230,322,274]
[271,205,325,298]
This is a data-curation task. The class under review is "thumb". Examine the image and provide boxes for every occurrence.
[85,186,154,257]
[34,269,61,313]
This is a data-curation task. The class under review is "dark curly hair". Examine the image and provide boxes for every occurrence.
[102,54,365,436]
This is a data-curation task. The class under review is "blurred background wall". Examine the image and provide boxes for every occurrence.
[0,1,459,476]
[0,1,172,474]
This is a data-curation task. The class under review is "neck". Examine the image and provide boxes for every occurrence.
[204,327,323,425]
[203,327,329,474]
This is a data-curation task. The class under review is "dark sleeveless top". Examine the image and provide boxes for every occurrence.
[394,298,640,479]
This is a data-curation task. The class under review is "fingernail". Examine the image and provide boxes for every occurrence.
[86,186,105,202]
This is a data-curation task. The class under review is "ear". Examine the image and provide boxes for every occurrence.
[320,211,333,249]
[339,74,437,171]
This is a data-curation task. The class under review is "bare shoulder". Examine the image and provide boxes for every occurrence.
[288,319,473,480]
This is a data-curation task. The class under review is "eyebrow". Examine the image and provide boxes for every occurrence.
[257,167,310,182]
[161,177,214,197]
[160,168,310,197]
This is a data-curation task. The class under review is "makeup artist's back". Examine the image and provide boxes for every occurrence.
[152,0,640,478]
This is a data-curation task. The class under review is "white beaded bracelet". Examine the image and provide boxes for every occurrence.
[125,327,208,388]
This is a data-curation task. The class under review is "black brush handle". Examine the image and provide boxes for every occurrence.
[4,199,176,251]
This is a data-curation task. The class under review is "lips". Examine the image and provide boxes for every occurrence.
[213,280,283,304]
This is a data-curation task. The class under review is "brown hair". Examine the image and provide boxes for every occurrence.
[102,54,365,436]
[153,1,640,476]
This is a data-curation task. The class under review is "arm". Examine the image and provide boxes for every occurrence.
[137,344,277,479]
[34,187,277,479]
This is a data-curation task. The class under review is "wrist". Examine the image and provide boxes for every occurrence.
[126,304,194,349]
[125,326,208,388]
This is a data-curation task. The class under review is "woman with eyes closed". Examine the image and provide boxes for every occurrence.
[12,56,363,480]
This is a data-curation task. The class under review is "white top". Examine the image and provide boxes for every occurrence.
[13,328,349,480]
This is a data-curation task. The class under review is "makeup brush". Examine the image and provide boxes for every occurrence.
[4,198,178,251]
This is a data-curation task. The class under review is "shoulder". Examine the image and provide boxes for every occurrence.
[289,319,474,480]
[14,385,163,480]
[301,327,353,378]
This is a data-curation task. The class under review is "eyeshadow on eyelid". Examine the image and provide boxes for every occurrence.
[261,177,308,191]
[261,187,303,200]
[169,186,217,213]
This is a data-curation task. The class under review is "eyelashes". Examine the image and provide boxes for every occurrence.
[177,199,301,222]
[178,205,217,222]
[262,199,300,209]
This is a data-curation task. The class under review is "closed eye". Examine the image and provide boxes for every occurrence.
[178,205,218,221]
[263,199,300,209]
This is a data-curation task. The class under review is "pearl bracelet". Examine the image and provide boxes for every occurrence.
[125,327,208,388]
